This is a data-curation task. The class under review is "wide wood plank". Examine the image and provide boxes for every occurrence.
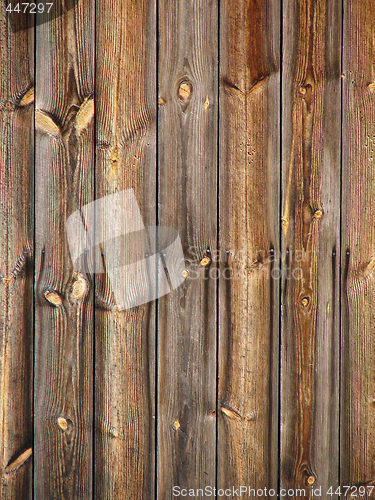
[94,0,156,498]
[34,1,94,497]
[218,0,280,490]
[0,8,34,500]
[280,0,341,495]
[341,0,375,490]
[157,0,218,496]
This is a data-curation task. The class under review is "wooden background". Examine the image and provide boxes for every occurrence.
[1,0,375,498]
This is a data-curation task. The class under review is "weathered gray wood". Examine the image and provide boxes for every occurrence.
[34,1,94,497]
[94,0,156,498]
[157,0,218,496]
[0,7,34,499]
[280,0,341,496]
[341,0,375,491]
[218,0,280,490]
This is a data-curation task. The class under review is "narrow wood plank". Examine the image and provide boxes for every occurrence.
[157,0,218,496]
[0,7,34,499]
[342,0,375,490]
[94,0,156,498]
[218,0,280,490]
[34,1,94,497]
[280,0,341,495]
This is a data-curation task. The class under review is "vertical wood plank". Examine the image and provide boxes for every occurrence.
[342,0,375,489]
[94,0,156,498]
[34,1,94,497]
[0,8,34,500]
[157,0,218,496]
[280,0,341,495]
[218,0,280,490]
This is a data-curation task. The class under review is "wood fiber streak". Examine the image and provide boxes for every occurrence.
[0,6,34,500]
[342,0,375,489]
[34,1,94,498]
[157,0,218,496]
[94,0,156,498]
[218,0,280,490]
[280,0,341,496]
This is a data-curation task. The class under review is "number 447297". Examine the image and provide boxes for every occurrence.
[6,3,53,13]
[327,485,374,497]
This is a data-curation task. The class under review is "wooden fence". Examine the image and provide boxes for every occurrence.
[1,0,375,498]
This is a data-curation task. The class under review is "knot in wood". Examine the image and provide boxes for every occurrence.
[45,290,63,307]
[301,296,310,308]
[72,275,88,299]
[173,420,180,430]
[57,417,68,431]
[200,256,211,267]
[307,475,316,485]
[178,80,192,101]
[314,209,323,219]
[19,87,35,107]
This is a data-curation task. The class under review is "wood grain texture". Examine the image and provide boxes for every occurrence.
[218,0,280,490]
[34,1,94,497]
[94,0,156,498]
[342,0,375,488]
[0,7,34,500]
[157,0,218,496]
[2,0,375,494]
[280,0,341,495]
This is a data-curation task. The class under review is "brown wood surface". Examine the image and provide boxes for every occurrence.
[280,0,341,496]
[218,0,280,491]
[0,7,34,500]
[342,0,375,491]
[94,0,156,498]
[3,0,375,497]
[34,1,94,498]
[157,0,218,496]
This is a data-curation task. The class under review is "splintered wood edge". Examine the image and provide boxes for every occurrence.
[4,448,32,474]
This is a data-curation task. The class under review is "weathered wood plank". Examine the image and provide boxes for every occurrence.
[34,1,94,497]
[157,0,218,496]
[94,0,156,498]
[280,0,341,495]
[0,8,34,500]
[218,0,280,490]
[342,0,375,490]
